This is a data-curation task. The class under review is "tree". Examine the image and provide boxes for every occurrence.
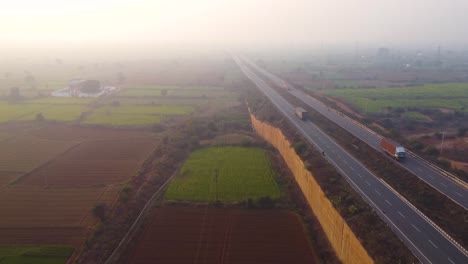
[92,203,108,222]
[80,80,101,93]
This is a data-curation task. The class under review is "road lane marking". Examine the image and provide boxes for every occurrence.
[428,240,438,249]
[455,191,463,197]
[428,175,435,179]
[417,168,423,172]
[374,190,381,196]
[365,181,371,186]
[397,211,405,218]
[448,257,455,264]
[411,224,420,232]
[357,174,362,178]
[350,167,355,172]
[343,160,348,165]
[385,200,392,206]
[440,182,448,188]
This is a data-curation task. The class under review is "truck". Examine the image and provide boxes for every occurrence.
[380,138,406,161]
[295,107,308,120]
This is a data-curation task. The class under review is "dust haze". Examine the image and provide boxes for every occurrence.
[2,0,468,59]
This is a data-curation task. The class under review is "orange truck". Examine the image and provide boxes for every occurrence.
[381,138,406,161]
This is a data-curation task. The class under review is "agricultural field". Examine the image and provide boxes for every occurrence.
[124,207,316,264]
[0,125,158,253]
[0,136,77,173]
[17,138,157,187]
[0,185,117,248]
[0,245,74,264]
[165,146,280,203]
[118,85,234,98]
[319,83,468,113]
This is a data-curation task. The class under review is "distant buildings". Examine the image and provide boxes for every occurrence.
[51,79,119,98]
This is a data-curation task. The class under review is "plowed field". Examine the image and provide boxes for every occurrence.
[17,139,157,187]
[0,185,118,247]
[126,207,316,264]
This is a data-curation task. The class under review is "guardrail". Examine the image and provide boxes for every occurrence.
[380,178,468,256]
[299,88,468,191]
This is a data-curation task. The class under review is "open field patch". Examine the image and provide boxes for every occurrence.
[0,103,89,123]
[0,136,77,173]
[0,245,74,264]
[165,146,280,203]
[0,186,116,228]
[30,124,156,141]
[320,83,468,113]
[83,105,192,126]
[125,207,316,264]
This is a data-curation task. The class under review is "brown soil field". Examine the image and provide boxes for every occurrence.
[30,124,156,141]
[0,136,77,172]
[125,207,316,264]
[0,185,119,247]
[0,171,21,188]
[17,139,157,187]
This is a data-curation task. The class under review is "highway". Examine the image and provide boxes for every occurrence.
[242,57,468,210]
[234,56,468,264]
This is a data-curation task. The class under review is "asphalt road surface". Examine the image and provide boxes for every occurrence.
[234,55,468,264]
[243,57,468,210]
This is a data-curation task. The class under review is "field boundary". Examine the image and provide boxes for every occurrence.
[103,167,181,264]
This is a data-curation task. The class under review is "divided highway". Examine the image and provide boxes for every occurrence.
[243,57,468,210]
[234,56,468,264]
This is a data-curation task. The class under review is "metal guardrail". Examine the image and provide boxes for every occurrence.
[300,90,468,191]
[379,178,468,256]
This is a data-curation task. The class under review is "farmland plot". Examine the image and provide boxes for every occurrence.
[165,146,280,203]
[18,139,157,187]
[125,207,316,264]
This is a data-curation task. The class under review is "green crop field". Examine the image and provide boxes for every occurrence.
[82,105,191,126]
[0,246,73,264]
[165,146,280,203]
[320,83,468,113]
[27,97,95,105]
[83,112,162,126]
[119,88,232,98]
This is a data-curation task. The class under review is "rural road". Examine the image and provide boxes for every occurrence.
[243,57,468,210]
[234,55,468,264]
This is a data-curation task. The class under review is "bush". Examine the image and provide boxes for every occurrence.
[292,141,307,155]
[92,203,108,222]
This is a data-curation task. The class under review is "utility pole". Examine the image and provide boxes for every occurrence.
[214,169,219,202]
[440,131,446,156]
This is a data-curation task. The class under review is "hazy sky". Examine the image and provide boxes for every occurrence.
[1,0,468,52]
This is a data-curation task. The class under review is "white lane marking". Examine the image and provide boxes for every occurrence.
[365,181,371,186]
[412,224,420,232]
[397,211,406,218]
[428,240,438,249]
[357,174,362,178]
[455,191,463,197]
[385,200,392,206]
[375,190,381,196]
[448,257,456,264]
[350,167,355,172]
[440,182,448,188]
[428,174,435,179]
[343,160,348,165]
[417,168,423,172]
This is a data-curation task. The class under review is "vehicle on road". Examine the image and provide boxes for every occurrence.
[295,107,308,121]
[381,138,406,161]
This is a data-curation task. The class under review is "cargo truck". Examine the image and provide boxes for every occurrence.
[380,138,406,161]
[295,107,308,120]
